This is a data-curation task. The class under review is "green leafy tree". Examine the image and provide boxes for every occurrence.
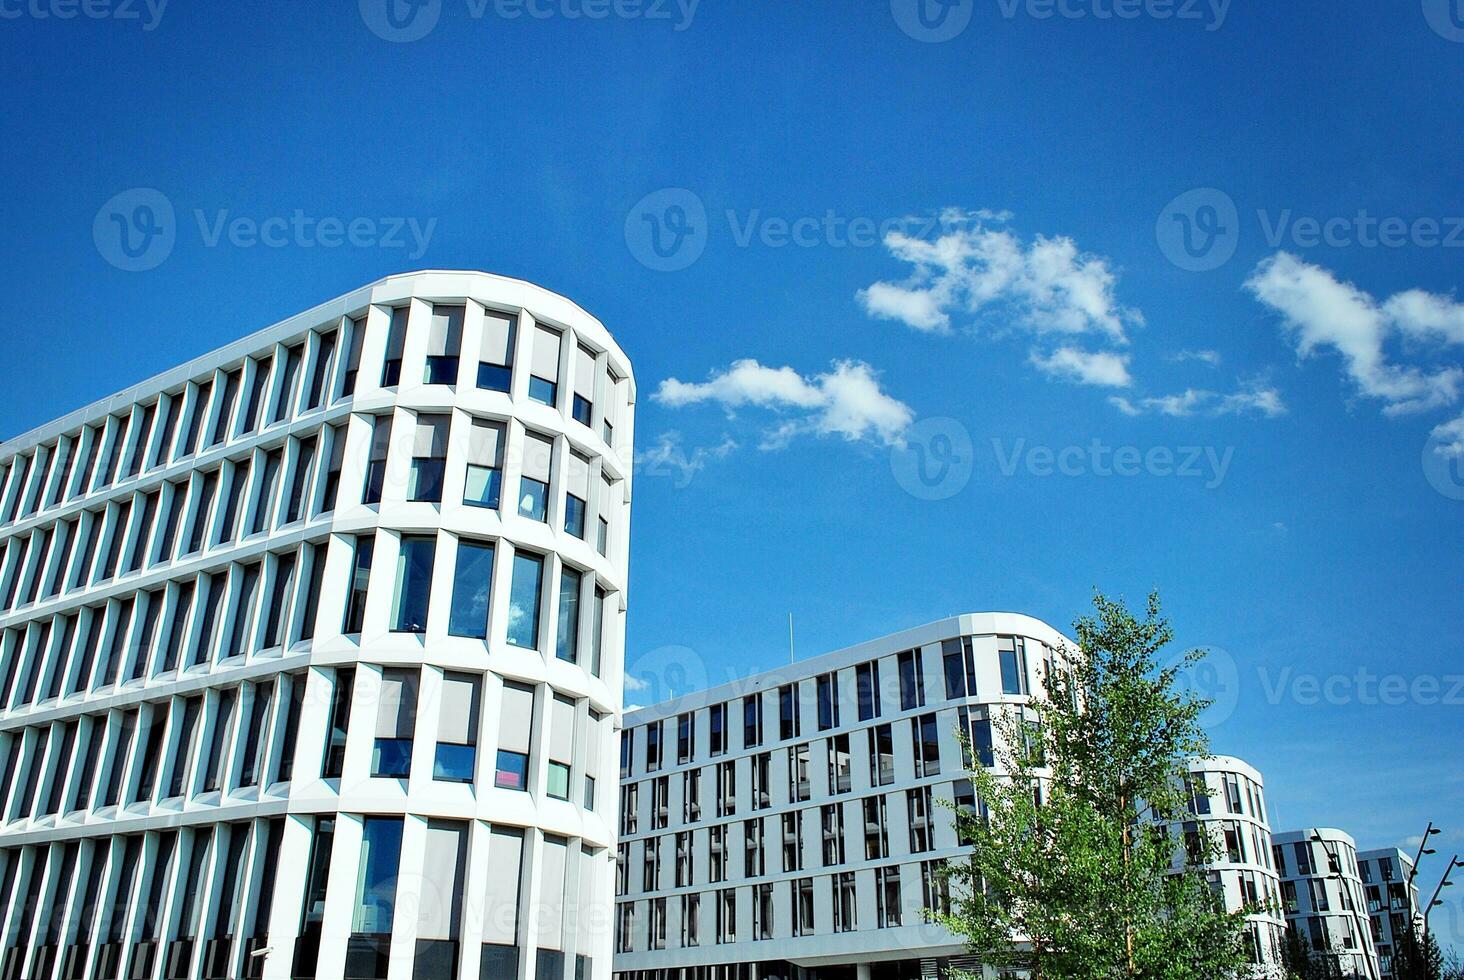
[1283,928,1342,980]
[933,591,1252,979]
[1395,926,1446,980]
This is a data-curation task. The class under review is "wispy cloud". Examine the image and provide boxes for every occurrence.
[1109,382,1286,419]
[655,359,914,449]
[635,430,739,486]
[1172,349,1223,366]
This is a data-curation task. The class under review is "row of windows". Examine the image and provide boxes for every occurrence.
[0,530,619,719]
[0,665,604,828]
[615,781,968,899]
[0,813,601,980]
[614,860,950,953]
[0,410,623,622]
[0,299,628,536]
[1171,818,1275,875]
[1180,767,1268,824]
[618,711,996,840]
[1275,838,1362,881]
[622,636,1057,778]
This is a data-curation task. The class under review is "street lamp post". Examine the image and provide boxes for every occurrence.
[1406,824,1440,895]
[1422,855,1462,942]
[1312,833,1380,980]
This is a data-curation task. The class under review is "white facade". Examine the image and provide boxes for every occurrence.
[1160,756,1285,976]
[1274,828,1382,980]
[1357,848,1420,980]
[0,271,634,980]
[611,613,1074,980]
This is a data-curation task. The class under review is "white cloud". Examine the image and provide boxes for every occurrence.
[654,359,914,449]
[1245,253,1464,416]
[623,674,649,693]
[1109,383,1286,419]
[1172,349,1223,366]
[1432,413,1464,458]
[1383,289,1464,345]
[856,211,1141,343]
[634,431,739,486]
[1029,347,1133,388]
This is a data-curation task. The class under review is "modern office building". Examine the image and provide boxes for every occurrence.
[1158,756,1286,977]
[611,613,1076,980]
[0,271,635,980]
[1357,848,1421,980]
[1273,829,1382,980]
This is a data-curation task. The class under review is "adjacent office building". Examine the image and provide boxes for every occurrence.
[611,613,1076,980]
[0,272,634,980]
[1273,829,1382,980]
[1357,848,1421,980]
[1162,756,1286,977]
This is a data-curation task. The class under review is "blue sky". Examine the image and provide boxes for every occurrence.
[3,0,1463,946]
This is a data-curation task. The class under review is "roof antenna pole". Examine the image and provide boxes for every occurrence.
[788,613,795,664]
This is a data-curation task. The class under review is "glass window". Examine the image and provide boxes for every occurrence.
[242,356,272,434]
[528,325,562,406]
[273,345,303,423]
[943,637,977,699]
[999,636,1029,696]
[424,304,463,385]
[380,307,408,388]
[519,432,553,521]
[344,535,374,635]
[555,566,582,663]
[211,369,240,446]
[184,471,217,556]
[856,660,881,720]
[321,424,346,513]
[372,668,417,779]
[306,331,338,409]
[507,552,544,649]
[448,539,494,639]
[353,817,404,936]
[572,344,596,427]
[237,680,274,788]
[322,667,354,779]
[898,649,924,709]
[409,415,449,503]
[342,317,365,397]
[496,682,534,790]
[202,693,234,793]
[363,416,391,505]
[152,486,186,565]
[743,694,762,748]
[391,536,435,634]
[283,435,318,523]
[816,673,839,730]
[251,449,281,535]
[478,310,517,392]
[435,673,479,782]
[464,419,505,510]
